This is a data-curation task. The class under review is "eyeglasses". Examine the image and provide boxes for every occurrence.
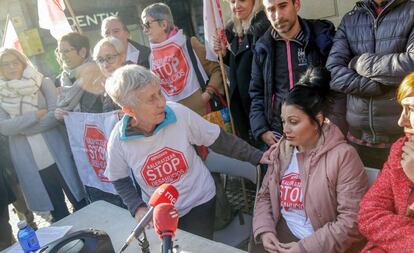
[0,60,21,69]
[141,19,162,29]
[56,48,76,55]
[96,54,119,65]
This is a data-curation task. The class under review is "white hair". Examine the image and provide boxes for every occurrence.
[92,36,125,60]
[105,65,160,107]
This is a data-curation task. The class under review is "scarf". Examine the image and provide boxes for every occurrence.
[0,65,54,169]
[57,57,92,111]
[0,65,43,117]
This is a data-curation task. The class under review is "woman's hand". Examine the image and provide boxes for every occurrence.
[135,206,153,229]
[213,32,227,57]
[201,91,212,104]
[402,137,414,182]
[260,143,278,165]
[278,242,302,253]
[261,232,281,253]
[54,108,68,121]
[36,109,48,119]
[261,131,278,146]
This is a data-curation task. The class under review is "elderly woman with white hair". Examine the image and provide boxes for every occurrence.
[105,65,269,239]
[93,36,127,112]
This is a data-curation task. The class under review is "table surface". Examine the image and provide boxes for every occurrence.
[53,201,246,253]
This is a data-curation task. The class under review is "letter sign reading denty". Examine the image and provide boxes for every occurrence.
[84,124,110,182]
[141,147,189,187]
[151,43,189,96]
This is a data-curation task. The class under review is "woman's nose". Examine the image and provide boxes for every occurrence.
[398,109,410,128]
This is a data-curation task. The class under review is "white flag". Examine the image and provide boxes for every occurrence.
[38,0,73,40]
[2,17,22,52]
[203,0,227,62]
[64,111,120,195]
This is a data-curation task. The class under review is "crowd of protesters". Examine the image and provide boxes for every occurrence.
[1,0,414,252]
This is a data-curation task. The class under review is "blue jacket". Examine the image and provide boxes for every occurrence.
[249,17,336,140]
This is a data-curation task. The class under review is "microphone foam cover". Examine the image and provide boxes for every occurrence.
[149,184,179,207]
[153,203,179,239]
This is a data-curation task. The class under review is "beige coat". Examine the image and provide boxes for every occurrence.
[253,123,368,253]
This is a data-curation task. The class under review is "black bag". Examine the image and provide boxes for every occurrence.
[38,229,115,253]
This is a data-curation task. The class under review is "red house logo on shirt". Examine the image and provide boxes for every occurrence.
[141,147,188,187]
[84,124,110,182]
[151,43,189,96]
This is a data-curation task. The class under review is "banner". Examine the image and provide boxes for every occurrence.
[64,111,119,194]
[203,0,227,62]
[38,0,73,39]
[2,16,22,52]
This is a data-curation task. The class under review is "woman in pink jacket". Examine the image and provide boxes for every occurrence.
[358,72,414,253]
[251,67,368,253]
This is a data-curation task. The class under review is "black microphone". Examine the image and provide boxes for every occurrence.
[118,184,179,253]
[153,203,179,253]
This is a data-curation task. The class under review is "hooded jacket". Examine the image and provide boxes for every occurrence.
[326,0,414,144]
[358,136,414,253]
[253,123,368,253]
[249,17,336,140]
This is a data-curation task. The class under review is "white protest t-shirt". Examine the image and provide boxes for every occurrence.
[105,102,219,216]
[150,30,208,102]
[280,148,314,239]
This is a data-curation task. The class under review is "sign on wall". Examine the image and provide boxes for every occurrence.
[65,7,138,32]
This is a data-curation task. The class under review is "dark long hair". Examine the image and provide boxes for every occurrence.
[283,66,331,135]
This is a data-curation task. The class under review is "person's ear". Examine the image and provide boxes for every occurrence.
[294,0,301,12]
[316,112,324,126]
[122,105,134,117]
[161,20,169,32]
[79,48,87,59]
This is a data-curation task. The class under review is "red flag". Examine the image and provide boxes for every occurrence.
[38,0,73,39]
[2,17,22,52]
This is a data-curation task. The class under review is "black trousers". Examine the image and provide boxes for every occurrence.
[0,208,13,251]
[39,163,86,222]
[351,143,390,169]
[178,196,216,240]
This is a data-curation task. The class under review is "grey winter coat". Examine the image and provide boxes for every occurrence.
[0,77,85,212]
[326,0,414,144]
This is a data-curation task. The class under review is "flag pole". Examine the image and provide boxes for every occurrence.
[208,0,235,135]
[208,0,250,212]
[63,0,83,34]
[2,15,10,47]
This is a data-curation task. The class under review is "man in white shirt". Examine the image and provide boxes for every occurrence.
[101,16,150,68]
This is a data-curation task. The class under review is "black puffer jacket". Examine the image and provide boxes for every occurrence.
[249,17,335,140]
[223,11,270,143]
[326,0,414,144]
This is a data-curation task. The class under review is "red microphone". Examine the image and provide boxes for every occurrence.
[153,203,179,253]
[119,184,179,253]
